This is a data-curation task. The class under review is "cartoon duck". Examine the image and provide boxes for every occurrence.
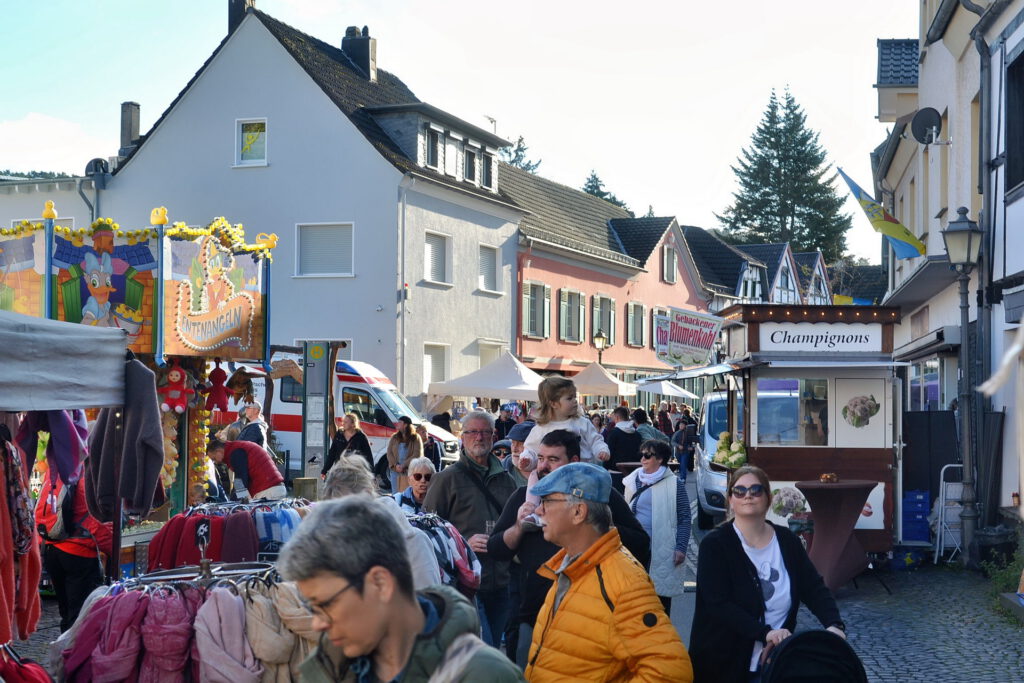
[42,201,58,219]
[150,206,168,226]
[202,239,233,311]
[81,252,116,325]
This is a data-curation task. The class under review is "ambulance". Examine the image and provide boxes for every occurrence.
[214,359,460,477]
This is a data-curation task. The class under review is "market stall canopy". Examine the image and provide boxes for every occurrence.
[0,309,126,410]
[636,379,698,399]
[572,362,636,396]
[427,351,544,402]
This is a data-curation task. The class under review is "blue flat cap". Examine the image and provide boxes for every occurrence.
[531,462,611,504]
[507,421,535,442]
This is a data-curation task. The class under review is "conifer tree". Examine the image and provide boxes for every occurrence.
[582,171,632,215]
[499,136,542,173]
[716,89,850,262]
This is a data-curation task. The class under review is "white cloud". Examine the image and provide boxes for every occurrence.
[0,113,116,176]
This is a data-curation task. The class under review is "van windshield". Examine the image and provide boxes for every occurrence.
[705,397,744,439]
[373,387,422,422]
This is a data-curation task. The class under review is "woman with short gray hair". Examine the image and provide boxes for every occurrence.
[393,457,435,514]
[322,455,440,590]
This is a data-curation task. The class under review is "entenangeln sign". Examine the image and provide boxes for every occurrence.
[654,308,723,367]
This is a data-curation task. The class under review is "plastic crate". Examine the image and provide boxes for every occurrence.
[890,547,926,570]
[902,499,930,513]
[903,521,931,542]
[904,490,930,504]
[903,511,929,525]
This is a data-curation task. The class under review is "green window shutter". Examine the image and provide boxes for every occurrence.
[592,295,600,338]
[542,285,551,338]
[124,267,143,311]
[639,305,646,347]
[577,294,586,343]
[559,289,568,341]
[522,285,531,336]
[609,298,616,346]
[627,303,635,346]
[61,277,83,323]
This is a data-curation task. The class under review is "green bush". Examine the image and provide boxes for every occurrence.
[983,528,1024,596]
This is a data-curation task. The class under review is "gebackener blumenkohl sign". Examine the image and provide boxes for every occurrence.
[654,308,723,367]
[758,322,882,353]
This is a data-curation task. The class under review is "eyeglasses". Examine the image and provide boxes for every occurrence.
[639,451,657,459]
[301,581,359,624]
[538,496,573,509]
[411,472,432,482]
[730,484,766,498]
[462,430,492,437]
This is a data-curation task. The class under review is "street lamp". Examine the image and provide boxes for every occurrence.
[593,329,608,365]
[941,206,983,566]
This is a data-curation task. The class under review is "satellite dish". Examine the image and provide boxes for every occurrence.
[910,108,942,145]
[84,158,109,176]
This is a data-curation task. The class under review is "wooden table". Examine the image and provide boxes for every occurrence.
[795,479,876,593]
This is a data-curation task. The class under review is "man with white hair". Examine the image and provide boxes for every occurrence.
[423,410,517,648]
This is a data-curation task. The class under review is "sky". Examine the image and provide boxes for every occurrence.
[1,0,919,263]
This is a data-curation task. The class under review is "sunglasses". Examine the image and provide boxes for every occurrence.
[730,484,766,498]
[639,451,657,459]
[411,473,432,482]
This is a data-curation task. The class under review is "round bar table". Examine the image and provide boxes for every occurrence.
[795,479,876,593]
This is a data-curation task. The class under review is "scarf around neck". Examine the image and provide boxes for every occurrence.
[637,466,668,486]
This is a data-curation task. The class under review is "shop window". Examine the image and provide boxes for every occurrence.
[755,378,827,446]
[909,358,941,411]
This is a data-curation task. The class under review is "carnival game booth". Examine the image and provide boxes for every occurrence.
[714,304,905,590]
[0,202,277,577]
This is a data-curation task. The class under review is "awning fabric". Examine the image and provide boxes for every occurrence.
[760,361,909,368]
[572,362,636,396]
[0,309,126,411]
[635,379,698,399]
[427,351,544,401]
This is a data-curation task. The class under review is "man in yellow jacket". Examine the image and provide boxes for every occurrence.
[525,462,692,682]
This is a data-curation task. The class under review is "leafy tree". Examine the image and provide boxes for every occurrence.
[582,170,632,215]
[499,136,541,173]
[0,169,73,179]
[715,89,851,262]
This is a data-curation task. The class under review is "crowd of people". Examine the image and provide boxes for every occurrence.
[268,376,849,682]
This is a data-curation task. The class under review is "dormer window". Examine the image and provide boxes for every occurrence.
[481,154,494,189]
[426,129,440,168]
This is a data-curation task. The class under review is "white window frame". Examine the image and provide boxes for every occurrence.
[293,222,355,278]
[558,288,586,343]
[477,244,501,294]
[626,301,646,347]
[464,146,478,184]
[424,230,453,286]
[591,294,616,347]
[423,343,450,394]
[663,244,677,283]
[522,281,551,339]
[425,125,442,169]
[478,340,504,369]
[235,117,268,167]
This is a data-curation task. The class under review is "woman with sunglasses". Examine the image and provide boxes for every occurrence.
[393,457,436,514]
[689,465,845,682]
[623,439,691,615]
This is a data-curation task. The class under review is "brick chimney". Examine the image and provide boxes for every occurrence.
[228,0,255,34]
[118,102,140,158]
[342,26,377,82]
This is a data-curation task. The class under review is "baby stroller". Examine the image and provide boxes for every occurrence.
[761,630,867,682]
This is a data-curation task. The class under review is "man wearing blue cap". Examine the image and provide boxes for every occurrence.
[524,462,692,682]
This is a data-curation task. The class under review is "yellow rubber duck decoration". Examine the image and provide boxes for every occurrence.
[150,206,168,226]
[255,232,278,249]
[42,200,57,219]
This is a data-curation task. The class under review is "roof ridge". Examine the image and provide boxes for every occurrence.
[500,162,632,219]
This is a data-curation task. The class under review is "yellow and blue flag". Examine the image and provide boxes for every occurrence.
[837,168,925,259]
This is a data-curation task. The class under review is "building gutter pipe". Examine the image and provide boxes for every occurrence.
[76,178,95,221]
[398,175,414,394]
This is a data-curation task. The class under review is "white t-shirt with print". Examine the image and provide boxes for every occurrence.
[734,524,791,672]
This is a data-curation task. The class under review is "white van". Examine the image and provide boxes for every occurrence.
[214,359,460,477]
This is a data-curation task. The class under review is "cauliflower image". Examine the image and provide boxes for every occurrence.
[713,432,747,469]
[771,487,807,517]
[842,395,880,428]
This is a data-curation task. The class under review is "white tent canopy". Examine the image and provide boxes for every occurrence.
[427,351,544,402]
[0,309,127,411]
[572,362,636,396]
[636,379,698,399]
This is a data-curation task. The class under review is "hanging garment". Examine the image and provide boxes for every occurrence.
[92,590,150,683]
[48,584,110,681]
[0,649,55,683]
[86,358,164,521]
[63,593,117,682]
[174,514,212,567]
[139,589,194,683]
[270,582,320,680]
[208,513,227,562]
[254,508,300,556]
[0,457,15,645]
[221,510,259,563]
[16,410,88,487]
[4,441,34,555]
[244,589,295,683]
[194,587,264,683]
[147,514,188,571]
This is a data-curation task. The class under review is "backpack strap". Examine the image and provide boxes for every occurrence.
[454,462,504,517]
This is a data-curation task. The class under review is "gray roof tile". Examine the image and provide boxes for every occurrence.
[877,39,919,86]
[738,243,788,286]
[608,217,674,263]
[681,226,764,294]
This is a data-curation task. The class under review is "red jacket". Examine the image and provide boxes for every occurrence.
[224,440,283,496]
[36,475,113,559]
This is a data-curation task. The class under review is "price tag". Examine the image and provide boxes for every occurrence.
[194,518,211,548]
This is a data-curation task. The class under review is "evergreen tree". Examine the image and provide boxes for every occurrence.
[644,205,656,218]
[715,89,851,262]
[0,169,72,179]
[499,136,541,173]
[582,170,632,215]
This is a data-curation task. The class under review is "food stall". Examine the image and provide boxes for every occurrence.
[716,304,905,557]
[0,201,276,576]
